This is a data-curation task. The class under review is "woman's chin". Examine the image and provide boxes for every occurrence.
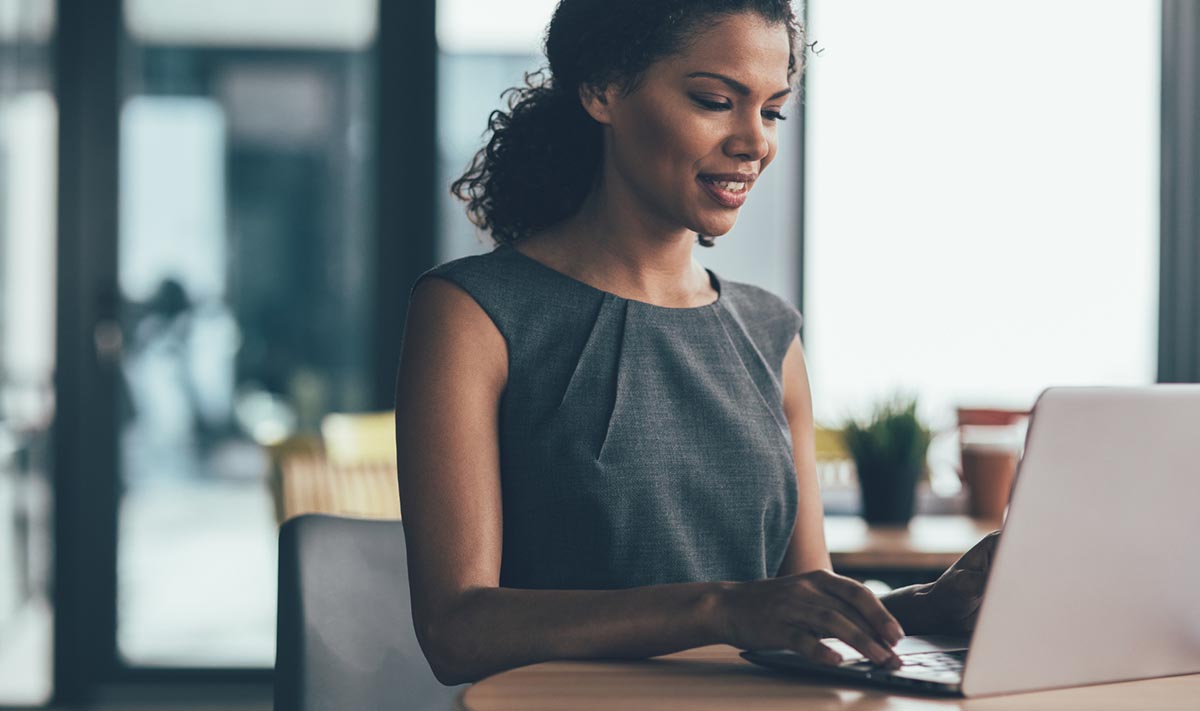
[692,216,738,239]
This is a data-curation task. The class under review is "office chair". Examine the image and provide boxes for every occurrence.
[275,514,466,710]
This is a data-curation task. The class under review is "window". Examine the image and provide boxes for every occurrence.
[803,0,1159,438]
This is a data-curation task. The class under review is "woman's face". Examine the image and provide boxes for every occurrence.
[588,12,793,239]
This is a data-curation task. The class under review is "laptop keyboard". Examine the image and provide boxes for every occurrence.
[896,650,967,674]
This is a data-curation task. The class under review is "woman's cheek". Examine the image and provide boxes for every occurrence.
[630,114,699,187]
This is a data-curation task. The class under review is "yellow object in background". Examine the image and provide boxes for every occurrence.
[278,454,400,523]
[813,426,854,490]
[320,410,397,465]
[268,411,401,524]
[813,425,849,461]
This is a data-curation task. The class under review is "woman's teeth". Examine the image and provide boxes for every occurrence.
[711,180,747,193]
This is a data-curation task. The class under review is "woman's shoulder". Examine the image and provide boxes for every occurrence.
[411,245,603,360]
[717,276,804,333]
[409,248,516,347]
[413,246,505,290]
[713,276,804,376]
[412,245,525,307]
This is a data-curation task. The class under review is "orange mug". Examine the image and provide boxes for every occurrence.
[960,441,1019,521]
[955,408,1028,521]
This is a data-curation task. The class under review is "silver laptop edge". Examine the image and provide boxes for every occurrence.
[744,385,1200,698]
[962,385,1200,696]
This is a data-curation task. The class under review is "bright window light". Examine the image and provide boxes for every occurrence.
[803,0,1160,428]
[124,0,377,48]
[436,0,557,53]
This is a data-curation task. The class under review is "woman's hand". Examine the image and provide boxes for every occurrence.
[908,530,1001,635]
[717,569,906,668]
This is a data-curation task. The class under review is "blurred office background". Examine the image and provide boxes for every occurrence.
[0,0,1196,707]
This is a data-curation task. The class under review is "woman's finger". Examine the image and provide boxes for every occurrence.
[787,629,844,666]
[813,594,899,651]
[812,571,905,643]
[792,603,900,668]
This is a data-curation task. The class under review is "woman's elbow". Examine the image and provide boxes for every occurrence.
[415,614,484,686]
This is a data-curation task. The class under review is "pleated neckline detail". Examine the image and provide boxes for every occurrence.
[495,243,723,314]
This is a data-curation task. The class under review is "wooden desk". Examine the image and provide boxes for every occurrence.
[825,515,997,572]
[459,644,1200,711]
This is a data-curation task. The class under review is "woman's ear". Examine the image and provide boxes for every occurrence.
[579,83,616,125]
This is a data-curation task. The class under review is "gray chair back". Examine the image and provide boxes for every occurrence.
[275,514,466,710]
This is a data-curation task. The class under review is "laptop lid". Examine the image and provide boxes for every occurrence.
[962,385,1200,697]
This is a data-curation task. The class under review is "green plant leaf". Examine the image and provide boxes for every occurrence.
[840,393,933,479]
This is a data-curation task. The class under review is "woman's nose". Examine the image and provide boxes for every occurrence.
[724,115,771,162]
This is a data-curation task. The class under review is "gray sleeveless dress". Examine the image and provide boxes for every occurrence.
[411,243,803,590]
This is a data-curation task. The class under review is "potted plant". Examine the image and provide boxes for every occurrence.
[841,395,933,526]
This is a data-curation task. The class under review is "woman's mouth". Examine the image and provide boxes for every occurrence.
[697,174,754,209]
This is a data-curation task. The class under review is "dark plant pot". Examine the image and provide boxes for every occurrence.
[856,463,921,526]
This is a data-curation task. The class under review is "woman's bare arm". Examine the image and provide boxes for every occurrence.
[395,277,724,684]
[396,281,906,685]
[777,334,834,575]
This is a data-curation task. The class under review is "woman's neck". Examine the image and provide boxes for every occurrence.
[519,188,715,308]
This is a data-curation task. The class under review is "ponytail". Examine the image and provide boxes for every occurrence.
[450,71,601,246]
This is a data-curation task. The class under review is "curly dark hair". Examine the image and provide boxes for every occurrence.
[450,0,806,248]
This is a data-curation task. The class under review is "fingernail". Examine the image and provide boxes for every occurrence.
[887,622,905,643]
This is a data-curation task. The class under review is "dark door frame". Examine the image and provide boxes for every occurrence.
[50,0,438,704]
[374,0,439,410]
[53,0,122,702]
[1159,0,1200,383]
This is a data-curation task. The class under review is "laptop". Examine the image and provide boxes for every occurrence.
[742,385,1200,697]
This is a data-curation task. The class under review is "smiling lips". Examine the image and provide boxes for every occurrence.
[698,172,757,209]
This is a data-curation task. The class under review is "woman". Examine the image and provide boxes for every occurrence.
[395,0,997,686]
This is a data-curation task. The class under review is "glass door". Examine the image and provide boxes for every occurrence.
[0,0,57,704]
[114,0,378,667]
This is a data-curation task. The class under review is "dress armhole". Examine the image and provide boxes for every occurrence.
[409,270,512,384]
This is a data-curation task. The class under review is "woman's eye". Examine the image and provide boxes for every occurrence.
[693,97,732,111]
[690,94,787,121]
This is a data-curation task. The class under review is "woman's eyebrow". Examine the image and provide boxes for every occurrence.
[685,71,791,100]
